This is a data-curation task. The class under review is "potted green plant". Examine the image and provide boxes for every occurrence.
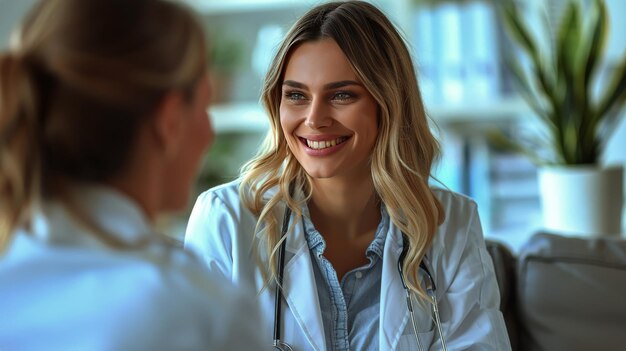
[498,0,626,236]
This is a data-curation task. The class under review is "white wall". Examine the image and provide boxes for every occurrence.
[604,0,626,167]
[603,0,626,229]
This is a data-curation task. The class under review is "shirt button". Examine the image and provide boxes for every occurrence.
[355,271,363,279]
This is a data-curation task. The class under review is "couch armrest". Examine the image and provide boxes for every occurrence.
[517,232,626,351]
[485,239,519,351]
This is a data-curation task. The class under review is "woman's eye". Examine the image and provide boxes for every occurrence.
[333,92,353,101]
[284,91,306,101]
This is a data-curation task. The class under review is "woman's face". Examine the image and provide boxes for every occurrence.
[279,39,378,181]
[163,74,214,211]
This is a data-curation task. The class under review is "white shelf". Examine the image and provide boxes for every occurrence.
[426,97,531,124]
[182,0,316,14]
[209,102,269,133]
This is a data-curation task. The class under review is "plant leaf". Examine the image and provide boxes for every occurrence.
[500,1,560,121]
[555,1,584,163]
[582,0,607,88]
[500,2,542,69]
[557,2,580,78]
[556,2,580,111]
[596,53,626,122]
[574,0,606,161]
[504,53,553,125]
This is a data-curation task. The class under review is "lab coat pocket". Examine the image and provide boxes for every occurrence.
[396,330,435,351]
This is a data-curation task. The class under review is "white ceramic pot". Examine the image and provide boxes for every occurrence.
[538,165,624,236]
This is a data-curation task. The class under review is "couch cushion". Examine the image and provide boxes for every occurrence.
[517,232,626,351]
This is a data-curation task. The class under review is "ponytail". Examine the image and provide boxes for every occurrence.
[0,53,44,251]
[1,0,207,252]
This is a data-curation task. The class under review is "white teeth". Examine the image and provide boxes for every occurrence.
[306,137,344,150]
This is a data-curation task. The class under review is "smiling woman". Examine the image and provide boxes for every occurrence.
[184,1,511,350]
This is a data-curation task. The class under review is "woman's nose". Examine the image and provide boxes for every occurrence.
[304,99,332,129]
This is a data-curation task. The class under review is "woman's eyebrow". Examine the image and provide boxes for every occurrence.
[323,80,361,89]
[282,80,362,89]
[283,80,306,89]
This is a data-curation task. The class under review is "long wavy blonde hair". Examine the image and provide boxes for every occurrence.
[0,0,206,251]
[240,0,445,299]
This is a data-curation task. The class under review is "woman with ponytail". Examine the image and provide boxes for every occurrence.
[0,0,262,349]
[185,1,511,350]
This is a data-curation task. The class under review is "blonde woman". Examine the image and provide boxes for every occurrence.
[185,1,510,350]
[0,0,263,349]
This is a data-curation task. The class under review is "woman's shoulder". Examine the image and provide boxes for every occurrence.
[428,187,487,284]
[190,178,250,224]
[185,178,260,259]
[196,178,242,205]
[94,247,261,348]
[0,238,241,346]
[85,244,242,321]
[430,186,478,219]
[116,246,264,348]
[122,247,234,305]
[189,178,260,226]
[428,186,482,256]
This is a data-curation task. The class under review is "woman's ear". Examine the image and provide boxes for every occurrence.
[152,91,185,158]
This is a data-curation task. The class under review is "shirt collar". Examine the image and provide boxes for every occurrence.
[301,203,390,260]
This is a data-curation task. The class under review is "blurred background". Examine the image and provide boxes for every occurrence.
[2,0,625,251]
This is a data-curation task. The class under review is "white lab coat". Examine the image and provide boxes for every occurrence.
[185,180,512,351]
[0,184,265,351]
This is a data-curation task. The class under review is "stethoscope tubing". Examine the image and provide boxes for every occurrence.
[273,202,293,349]
[398,235,448,351]
[272,202,447,350]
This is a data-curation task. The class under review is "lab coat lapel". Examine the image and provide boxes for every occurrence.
[379,226,410,350]
[282,216,326,351]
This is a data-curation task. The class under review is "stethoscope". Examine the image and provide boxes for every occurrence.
[273,205,448,351]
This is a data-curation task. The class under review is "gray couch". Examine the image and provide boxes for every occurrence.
[486,233,626,351]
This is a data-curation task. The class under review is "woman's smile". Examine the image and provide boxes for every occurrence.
[299,135,351,155]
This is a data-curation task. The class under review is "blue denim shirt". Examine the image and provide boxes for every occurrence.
[302,206,390,351]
